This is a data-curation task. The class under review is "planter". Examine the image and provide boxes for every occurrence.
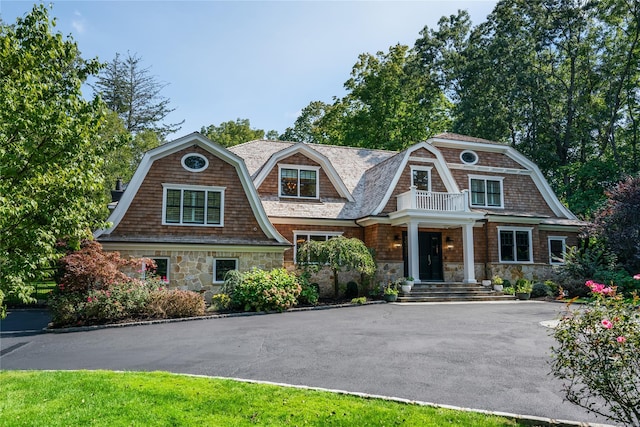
[516,292,531,300]
[405,280,414,287]
[383,293,398,302]
[401,284,412,294]
[493,284,503,292]
[482,280,492,287]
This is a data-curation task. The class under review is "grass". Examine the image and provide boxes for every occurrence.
[0,370,521,426]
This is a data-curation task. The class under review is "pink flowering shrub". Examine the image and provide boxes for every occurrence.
[551,278,640,426]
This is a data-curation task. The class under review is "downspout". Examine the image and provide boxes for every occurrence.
[483,218,490,280]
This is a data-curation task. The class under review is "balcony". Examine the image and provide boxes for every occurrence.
[397,188,470,212]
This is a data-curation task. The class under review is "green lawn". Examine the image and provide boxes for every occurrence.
[0,370,521,426]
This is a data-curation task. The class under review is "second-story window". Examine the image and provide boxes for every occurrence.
[469,176,503,208]
[163,184,224,226]
[411,166,432,191]
[279,165,319,198]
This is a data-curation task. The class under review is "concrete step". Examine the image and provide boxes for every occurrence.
[397,294,516,302]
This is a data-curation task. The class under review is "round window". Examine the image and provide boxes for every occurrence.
[460,150,478,165]
[181,153,208,172]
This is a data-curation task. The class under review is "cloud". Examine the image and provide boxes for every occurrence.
[71,10,86,34]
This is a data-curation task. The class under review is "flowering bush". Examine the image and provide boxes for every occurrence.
[551,277,640,426]
[231,268,301,312]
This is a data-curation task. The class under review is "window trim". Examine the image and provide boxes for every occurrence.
[548,236,567,265]
[162,183,225,227]
[460,150,479,165]
[181,153,209,172]
[497,226,533,264]
[469,175,504,208]
[278,164,320,199]
[410,165,432,192]
[293,231,343,264]
[213,258,239,283]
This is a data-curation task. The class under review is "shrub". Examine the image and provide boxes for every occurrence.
[231,268,301,312]
[551,278,640,426]
[297,273,319,306]
[56,240,152,293]
[48,281,153,327]
[351,297,367,304]
[531,282,552,298]
[210,293,232,311]
[146,289,205,319]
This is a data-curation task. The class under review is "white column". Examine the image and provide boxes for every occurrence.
[462,222,477,284]
[407,221,420,282]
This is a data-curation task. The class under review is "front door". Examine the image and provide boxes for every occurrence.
[402,231,444,281]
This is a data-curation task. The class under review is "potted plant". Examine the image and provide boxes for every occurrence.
[515,279,533,300]
[482,278,492,287]
[383,283,399,302]
[401,277,413,293]
[492,275,504,292]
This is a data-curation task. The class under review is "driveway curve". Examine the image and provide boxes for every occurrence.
[0,302,609,424]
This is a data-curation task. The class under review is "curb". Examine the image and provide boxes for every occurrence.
[44,300,386,333]
[174,372,617,427]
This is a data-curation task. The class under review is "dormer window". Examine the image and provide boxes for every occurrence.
[469,175,504,208]
[411,165,432,191]
[279,165,319,198]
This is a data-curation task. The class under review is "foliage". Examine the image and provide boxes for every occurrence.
[210,293,231,311]
[514,279,532,294]
[297,236,376,297]
[48,280,155,327]
[201,118,274,147]
[220,269,243,297]
[503,287,515,296]
[0,371,521,427]
[297,272,319,306]
[230,268,301,312]
[145,289,205,319]
[0,5,115,317]
[283,44,451,150]
[351,297,367,305]
[491,275,503,286]
[55,240,150,293]
[556,244,618,297]
[383,283,399,296]
[92,51,183,138]
[530,282,553,298]
[551,279,640,426]
[591,175,640,274]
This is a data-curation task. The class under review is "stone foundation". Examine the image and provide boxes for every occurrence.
[118,249,283,303]
[485,263,557,283]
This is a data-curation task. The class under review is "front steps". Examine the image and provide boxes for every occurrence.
[396,282,515,303]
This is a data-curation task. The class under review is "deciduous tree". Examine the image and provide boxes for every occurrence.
[0,5,112,316]
[200,118,270,147]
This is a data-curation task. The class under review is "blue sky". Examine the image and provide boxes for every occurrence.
[1,1,497,139]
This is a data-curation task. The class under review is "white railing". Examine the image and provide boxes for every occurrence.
[397,188,469,212]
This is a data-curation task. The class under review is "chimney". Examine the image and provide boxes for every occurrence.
[110,178,125,203]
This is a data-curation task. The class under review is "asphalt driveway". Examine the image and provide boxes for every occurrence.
[0,302,610,424]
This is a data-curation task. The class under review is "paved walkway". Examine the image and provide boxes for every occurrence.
[0,302,611,424]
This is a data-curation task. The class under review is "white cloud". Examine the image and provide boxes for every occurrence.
[71,10,86,34]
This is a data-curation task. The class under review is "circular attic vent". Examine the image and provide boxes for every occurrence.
[460,150,478,165]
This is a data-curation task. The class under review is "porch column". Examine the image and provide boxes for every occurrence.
[462,222,477,284]
[407,221,420,282]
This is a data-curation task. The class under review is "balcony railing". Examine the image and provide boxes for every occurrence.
[397,188,469,212]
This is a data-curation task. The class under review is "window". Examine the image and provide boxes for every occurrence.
[548,237,567,265]
[142,257,170,283]
[411,166,432,191]
[294,232,342,263]
[499,227,533,263]
[470,176,503,208]
[213,258,238,283]
[279,165,319,198]
[460,150,478,165]
[163,184,224,226]
[181,153,208,172]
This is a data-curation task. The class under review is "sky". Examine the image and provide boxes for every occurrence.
[1,1,498,140]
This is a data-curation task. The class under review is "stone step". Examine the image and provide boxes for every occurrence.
[396,282,513,303]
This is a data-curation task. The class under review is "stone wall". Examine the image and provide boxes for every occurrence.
[119,249,284,303]
[486,263,557,283]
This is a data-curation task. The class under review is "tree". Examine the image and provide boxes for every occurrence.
[200,118,270,147]
[297,236,376,297]
[0,5,113,317]
[591,175,640,275]
[92,52,183,139]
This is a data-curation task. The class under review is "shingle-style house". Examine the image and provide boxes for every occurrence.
[95,132,583,297]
